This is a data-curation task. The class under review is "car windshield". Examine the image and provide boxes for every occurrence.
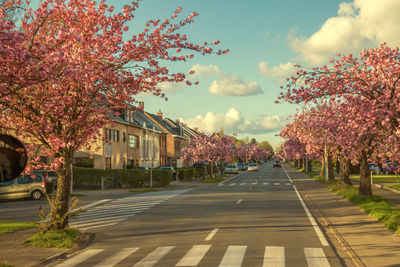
[227,165,236,168]
[249,163,257,166]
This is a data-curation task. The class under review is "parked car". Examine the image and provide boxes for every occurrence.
[368,163,380,174]
[236,162,247,171]
[0,174,46,200]
[382,162,399,174]
[225,164,239,174]
[248,163,259,172]
[135,166,149,171]
[33,169,58,193]
[273,160,281,168]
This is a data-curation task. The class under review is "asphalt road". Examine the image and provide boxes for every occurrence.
[47,162,343,267]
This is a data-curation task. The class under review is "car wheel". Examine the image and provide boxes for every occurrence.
[31,190,43,200]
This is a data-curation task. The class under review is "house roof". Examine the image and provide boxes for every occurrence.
[144,112,184,137]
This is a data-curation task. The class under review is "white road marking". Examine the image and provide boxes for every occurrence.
[79,222,119,231]
[94,247,139,267]
[240,183,247,185]
[176,245,211,266]
[55,249,104,267]
[251,182,258,185]
[263,246,285,267]
[69,217,127,228]
[282,165,329,246]
[285,183,292,185]
[229,183,236,186]
[304,248,330,267]
[263,182,269,185]
[72,199,112,212]
[236,199,242,204]
[219,246,247,267]
[134,246,175,267]
[273,182,280,185]
[205,228,219,241]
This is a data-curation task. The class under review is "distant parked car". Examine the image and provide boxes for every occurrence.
[248,163,259,172]
[135,166,149,171]
[382,162,398,174]
[368,163,380,174]
[236,162,247,171]
[0,174,46,200]
[225,164,239,174]
[273,160,281,168]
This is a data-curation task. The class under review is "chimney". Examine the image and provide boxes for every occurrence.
[175,119,180,125]
[157,110,163,119]
[194,127,198,132]
[138,101,144,111]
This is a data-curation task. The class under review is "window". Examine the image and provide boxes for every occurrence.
[105,128,120,142]
[105,157,111,169]
[113,130,119,142]
[129,135,138,148]
[123,132,126,143]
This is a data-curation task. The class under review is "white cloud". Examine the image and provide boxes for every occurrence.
[208,74,262,96]
[258,61,297,79]
[190,64,221,76]
[157,82,185,94]
[183,108,284,135]
[288,0,400,65]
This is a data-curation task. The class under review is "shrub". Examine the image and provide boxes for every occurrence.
[176,168,195,180]
[72,167,172,188]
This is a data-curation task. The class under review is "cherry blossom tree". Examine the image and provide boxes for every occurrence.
[236,143,270,163]
[1,0,228,229]
[181,134,234,177]
[278,43,400,195]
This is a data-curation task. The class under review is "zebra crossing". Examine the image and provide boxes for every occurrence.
[218,182,292,187]
[53,245,330,267]
[69,190,190,231]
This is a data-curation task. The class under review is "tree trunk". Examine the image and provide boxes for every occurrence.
[328,155,334,181]
[210,162,214,178]
[336,159,340,177]
[340,158,352,185]
[301,158,305,169]
[320,159,325,177]
[52,153,73,229]
[307,159,312,172]
[295,159,299,168]
[359,151,372,195]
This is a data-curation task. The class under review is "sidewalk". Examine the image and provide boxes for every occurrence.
[284,163,400,267]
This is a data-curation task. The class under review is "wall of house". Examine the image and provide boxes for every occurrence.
[139,129,160,168]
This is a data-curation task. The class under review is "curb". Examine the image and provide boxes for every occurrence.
[373,183,400,194]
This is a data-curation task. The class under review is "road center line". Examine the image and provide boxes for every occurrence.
[236,199,242,204]
[205,228,219,241]
[282,165,329,246]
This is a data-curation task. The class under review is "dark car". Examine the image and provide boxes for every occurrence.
[236,162,247,171]
[33,170,58,193]
[273,160,281,168]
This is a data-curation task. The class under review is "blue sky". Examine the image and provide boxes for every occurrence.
[31,0,400,148]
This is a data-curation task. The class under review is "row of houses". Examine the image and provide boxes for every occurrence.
[72,102,200,169]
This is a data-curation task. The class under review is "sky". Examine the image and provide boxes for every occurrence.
[32,0,400,148]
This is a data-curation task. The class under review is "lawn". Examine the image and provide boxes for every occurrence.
[0,220,37,235]
[387,184,400,191]
[350,174,400,183]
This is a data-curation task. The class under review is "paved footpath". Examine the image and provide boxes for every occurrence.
[283,163,400,267]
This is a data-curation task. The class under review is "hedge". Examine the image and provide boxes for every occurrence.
[176,168,195,180]
[72,167,172,189]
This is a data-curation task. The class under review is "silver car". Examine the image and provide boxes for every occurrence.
[0,174,46,200]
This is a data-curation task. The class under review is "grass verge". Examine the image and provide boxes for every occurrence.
[328,183,400,234]
[129,188,162,193]
[25,228,79,248]
[0,220,37,235]
[387,184,400,191]
[0,263,14,267]
[202,175,226,183]
[350,174,400,183]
